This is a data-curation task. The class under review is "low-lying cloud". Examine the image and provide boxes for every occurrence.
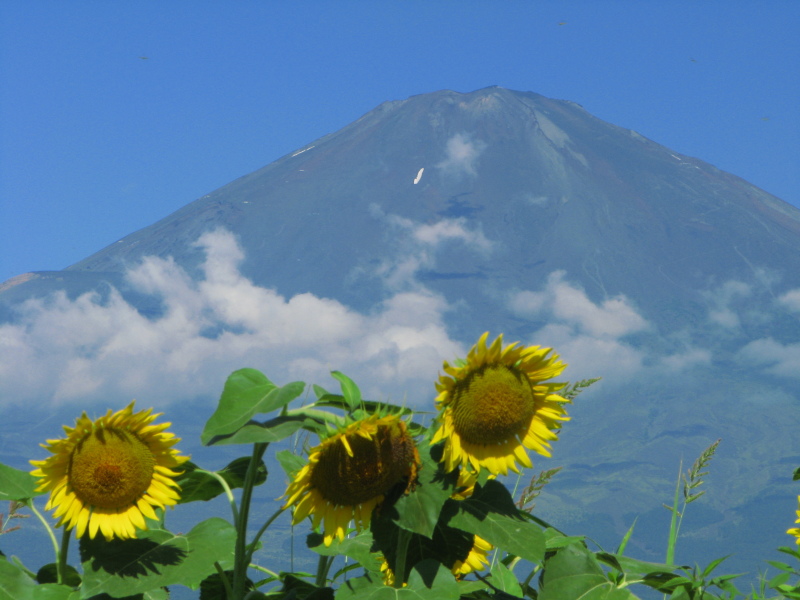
[368,205,492,290]
[509,271,709,384]
[0,229,464,409]
[436,132,486,178]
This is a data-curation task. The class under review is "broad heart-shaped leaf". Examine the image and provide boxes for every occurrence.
[79,517,236,598]
[336,560,460,600]
[330,371,361,411]
[201,369,305,444]
[0,462,42,501]
[0,558,38,600]
[448,480,545,565]
[175,456,267,503]
[539,542,640,600]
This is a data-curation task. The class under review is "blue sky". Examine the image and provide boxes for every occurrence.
[1,1,798,285]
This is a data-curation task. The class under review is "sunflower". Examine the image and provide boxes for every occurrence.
[282,414,420,547]
[451,533,492,577]
[788,496,800,544]
[30,401,189,541]
[431,332,569,476]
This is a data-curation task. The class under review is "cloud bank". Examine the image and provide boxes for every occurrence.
[0,229,464,408]
[509,271,710,384]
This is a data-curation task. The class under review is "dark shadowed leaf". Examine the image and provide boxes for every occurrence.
[80,517,236,598]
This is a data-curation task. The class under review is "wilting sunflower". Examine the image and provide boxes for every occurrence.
[282,414,420,547]
[788,497,800,544]
[30,401,189,541]
[432,332,569,476]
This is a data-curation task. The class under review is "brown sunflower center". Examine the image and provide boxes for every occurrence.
[69,428,156,509]
[310,424,417,506]
[450,364,536,445]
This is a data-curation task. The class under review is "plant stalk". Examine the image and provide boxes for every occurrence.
[232,443,268,600]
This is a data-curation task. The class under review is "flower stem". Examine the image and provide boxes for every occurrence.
[314,554,330,588]
[57,526,71,585]
[232,443,268,600]
[200,468,239,525]
[245,505,286,568]
[214,561,234,600]
[26,499,60,579]
[394,527,413,588]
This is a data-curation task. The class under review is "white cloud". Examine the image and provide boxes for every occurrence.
[510,271,648,338]
[368,205,492,290]
[508,272,650,383]
[413,219,492,251]
[508,271,710,383]
[0,229,464,409]
[737,338,800,378]
[778,288,800,313]
[704,280,752,328]
[436,133,485,177]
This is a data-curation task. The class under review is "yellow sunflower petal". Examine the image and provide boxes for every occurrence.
[29,401,189,540]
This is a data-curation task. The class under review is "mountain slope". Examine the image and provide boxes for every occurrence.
[3,87,800,573]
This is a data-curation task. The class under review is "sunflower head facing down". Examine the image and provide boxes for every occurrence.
[282,414,420,547]
[30,401,189,542]
[432,332,569,476]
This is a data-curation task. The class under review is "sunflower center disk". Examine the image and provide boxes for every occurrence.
[69,428,156,509]
[451,364,536,445]
[311,425,414,506]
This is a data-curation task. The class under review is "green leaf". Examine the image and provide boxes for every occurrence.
[596,553,674,577]
[0,558,38,600]
[336,560,460,600]
[206,414,311,446]
[79,517,236,598]
[35,563,81,587]
[0,462,42,501]
[31,584,80,600]
[793,466,800,481]
[176,457,267,503]
[448,480,545,564]
[308,530,382,574]
[392,441,456,538]
[330,371,361,411]
[539,543,639,600]
[276,449,308,479]
[201,370,305,444]
[490,561,523,596]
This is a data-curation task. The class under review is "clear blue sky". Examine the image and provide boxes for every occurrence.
[1,1,798,285]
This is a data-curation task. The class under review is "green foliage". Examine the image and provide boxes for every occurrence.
[2,363,799,599]
[0,463,42,502]
[79,517,236,597]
